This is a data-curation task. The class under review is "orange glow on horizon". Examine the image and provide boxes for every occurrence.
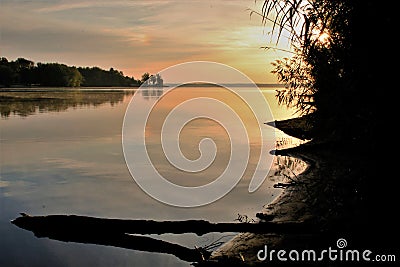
[1,0,294,84]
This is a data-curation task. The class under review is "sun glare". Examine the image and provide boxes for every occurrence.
[318,32,331,45]
[312,28,331,46]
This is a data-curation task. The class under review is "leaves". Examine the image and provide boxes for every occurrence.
[271,55,315,115]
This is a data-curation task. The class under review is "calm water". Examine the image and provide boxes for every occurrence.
[0,87,306,267]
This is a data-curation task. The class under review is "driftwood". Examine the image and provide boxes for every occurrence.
[12,214,310,236]
[11,214,314,263]
[12,214,205,262]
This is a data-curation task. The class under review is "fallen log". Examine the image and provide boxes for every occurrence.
[11,214,316,264]
[12,213,312,237]
[13,214,205,263]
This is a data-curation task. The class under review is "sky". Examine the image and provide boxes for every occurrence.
[0,0,292,83]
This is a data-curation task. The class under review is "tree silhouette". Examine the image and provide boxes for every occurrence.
[258,0,394,143]
[0,57,140,87]
[141,72,150,83]
[35,63,83,87]
[0,65,14,86]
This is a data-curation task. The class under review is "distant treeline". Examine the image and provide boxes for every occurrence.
[0,57,143,87]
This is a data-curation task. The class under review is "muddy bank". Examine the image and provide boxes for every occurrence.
[201,116,398,266]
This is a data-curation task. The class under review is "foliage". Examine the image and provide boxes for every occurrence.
[78,67,140,87]
[271,54,315,115]
[142,73,164,87]
[0,65,15,86]
[0,57,141,87]
[141,72,150,83]
[259,0,352,110]
[0,57,35,86]
[258,0,386,142]
[35,63,83,87]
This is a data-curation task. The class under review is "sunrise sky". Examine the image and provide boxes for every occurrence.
[0,0,292,83]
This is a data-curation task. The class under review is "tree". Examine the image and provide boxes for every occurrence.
[35,63,82,87]
[67,67,83,87]
[141,72,150,83]
[0,65,14,86]
[0,57,9,64]
[259,0,393,143]
[15,58,34,69]
[0,57,36,85]
[0,57,140,87]
[78,66,139,87]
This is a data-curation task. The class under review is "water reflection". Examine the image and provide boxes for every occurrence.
[8,152,308,267]
[140,87,164,100]
[0,89,135,118]
[275,136,307,149]
[1,87,307,267]
[12,214,207,264]
[269,155,307,182]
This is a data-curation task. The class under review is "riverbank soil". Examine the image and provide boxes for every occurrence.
[200,115,398,266]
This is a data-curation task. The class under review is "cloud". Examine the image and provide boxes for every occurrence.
[0,0,284,82]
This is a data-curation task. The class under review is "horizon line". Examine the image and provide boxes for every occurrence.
[165,83,284,87]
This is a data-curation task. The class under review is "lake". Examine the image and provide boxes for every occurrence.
[0,86,307,266]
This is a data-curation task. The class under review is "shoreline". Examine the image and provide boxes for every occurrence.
[201,117,318,265]
[201,115,395,266]
[205,152,315,265]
